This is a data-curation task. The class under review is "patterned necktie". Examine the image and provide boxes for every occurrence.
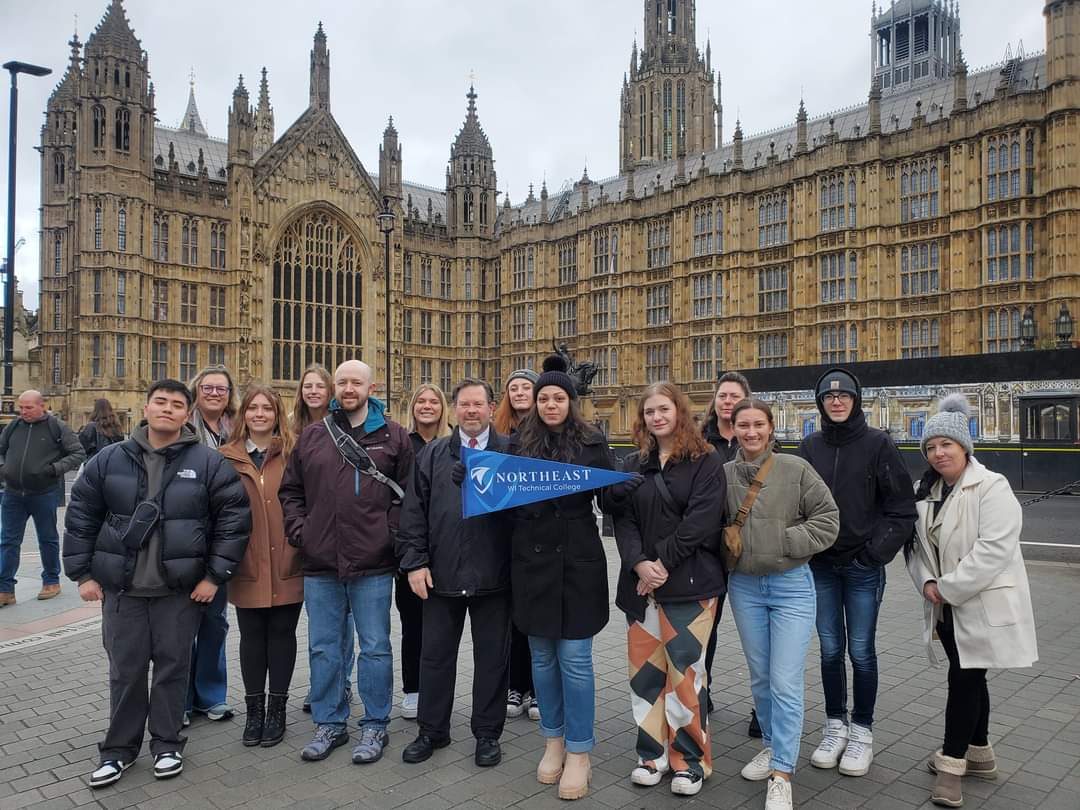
[468,438,478,449]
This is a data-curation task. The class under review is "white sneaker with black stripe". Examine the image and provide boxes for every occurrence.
[153,752,183,779]
[89,760,131,788]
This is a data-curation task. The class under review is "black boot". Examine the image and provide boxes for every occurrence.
[243,694,265,747]
[261,692,288,748]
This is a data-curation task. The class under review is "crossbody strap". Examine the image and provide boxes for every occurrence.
[322,415,405,501]
[650,469,678,514]
[732,454,775,529]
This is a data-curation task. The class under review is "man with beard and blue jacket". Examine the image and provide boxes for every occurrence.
[799,368,916,779]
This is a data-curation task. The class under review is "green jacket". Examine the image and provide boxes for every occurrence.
[723,449,839,575]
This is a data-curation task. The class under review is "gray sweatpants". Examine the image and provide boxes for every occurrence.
[99,591,204,762]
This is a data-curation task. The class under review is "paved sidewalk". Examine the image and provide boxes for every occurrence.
[0,538,1078,810]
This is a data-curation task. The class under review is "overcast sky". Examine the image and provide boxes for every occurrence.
[1,0,1046,308]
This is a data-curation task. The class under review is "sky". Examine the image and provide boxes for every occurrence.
[0,0,1047,309]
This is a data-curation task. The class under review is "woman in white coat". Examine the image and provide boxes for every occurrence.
[905,395,1037,808]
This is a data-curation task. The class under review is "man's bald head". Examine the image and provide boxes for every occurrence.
[334,360,375,414]
[17,390,47,422]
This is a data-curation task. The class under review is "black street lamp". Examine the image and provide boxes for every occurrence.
[4,60,51,398]
[1020,305,1037,349]
[1055,303,1075,348]
[376,197,396,414]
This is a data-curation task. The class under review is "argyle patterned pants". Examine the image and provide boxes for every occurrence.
[627,597,718,778]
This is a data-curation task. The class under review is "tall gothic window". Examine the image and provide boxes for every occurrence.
[94,205,103,250]
[900,241,941,295]
[114,107,130,152]
[53,153,65,186]
[900,158,940,222]
[272,210,362,381]
[53,234,62,275]
[662,81,673,159]
[117,207,127,252]
[92,105,105,148]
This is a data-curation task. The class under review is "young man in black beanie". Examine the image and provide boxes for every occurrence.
[799,368,916,777]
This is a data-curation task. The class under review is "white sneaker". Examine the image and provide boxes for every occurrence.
[630,761,668,786]
[527,701,540,721]
[765,775,793,810]
[400,692,418,720]
[810,718,849,769]
[671,770,704,795]
[838,723,873,776]
[741,747,773,781]
[506,689,527,718]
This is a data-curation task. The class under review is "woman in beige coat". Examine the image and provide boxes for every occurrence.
[906,395,1037,808]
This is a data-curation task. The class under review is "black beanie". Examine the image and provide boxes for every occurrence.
[534,355,578,400]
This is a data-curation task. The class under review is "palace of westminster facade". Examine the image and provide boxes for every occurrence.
[36,0,1080,436]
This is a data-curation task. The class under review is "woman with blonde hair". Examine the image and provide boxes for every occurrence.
[613,382,727,796]
[396,383,453,720]
[221,384,300,748]
[291,364,333,435]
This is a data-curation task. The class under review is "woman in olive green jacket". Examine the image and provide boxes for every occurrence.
[724,399,838,810]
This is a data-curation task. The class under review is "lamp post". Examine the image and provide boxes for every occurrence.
[1020,305,1037,350]
[376,197,396,414]
[4,60,51,398]
[1055,303,1075,348]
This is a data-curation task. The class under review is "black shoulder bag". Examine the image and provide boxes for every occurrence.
[323,415,405,503]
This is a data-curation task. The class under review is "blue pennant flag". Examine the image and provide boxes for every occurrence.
[461,448,634,518]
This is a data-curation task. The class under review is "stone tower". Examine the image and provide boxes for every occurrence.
[619,0,718,173]
[871,0,960,94]
[379,117,403,204]
[446,86,497,238]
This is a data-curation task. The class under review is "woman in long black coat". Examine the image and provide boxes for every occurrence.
[510,355,618,801]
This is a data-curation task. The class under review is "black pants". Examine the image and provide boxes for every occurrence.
[508,623,534,695]
[235,603,303,695]
[938,606,990,758]
[703,593,727,693]
[395,573,424,694]
[418,591,512,740]
[100,591,203,762]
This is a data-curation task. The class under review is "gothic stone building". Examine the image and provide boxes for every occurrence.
[38,0,1080,435]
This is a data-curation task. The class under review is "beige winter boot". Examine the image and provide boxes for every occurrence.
[537,737,565,784]
[557,752,592,800]
[964,744,998,780]
[929,750,967,807]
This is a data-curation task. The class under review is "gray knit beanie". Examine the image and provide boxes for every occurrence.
[505,368,539,389]
[921,394,974,457]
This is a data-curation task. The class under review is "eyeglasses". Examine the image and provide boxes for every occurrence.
[199,385,230,395]
[822,393,853,403]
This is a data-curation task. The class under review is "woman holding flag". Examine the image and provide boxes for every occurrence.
[613,382,727,796]
[509,355,618,801]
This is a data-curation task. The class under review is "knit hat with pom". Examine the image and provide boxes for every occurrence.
[534,354,578,400]
[920,394,974,457]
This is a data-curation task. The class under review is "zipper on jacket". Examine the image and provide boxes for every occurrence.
[831,445,840,490]
[17,421,32,490]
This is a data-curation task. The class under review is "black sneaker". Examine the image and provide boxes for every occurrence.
[89,760,130,788]
[671,770,703,796]
[153,752,183,780]
[506,689,526,718]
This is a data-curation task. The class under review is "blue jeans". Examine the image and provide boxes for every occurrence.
[728,565,817,774]
[187,583,230,712]
[811,559,886,728]
[305,574,393,732]
[528,636,596,753]
[0,487,61,591]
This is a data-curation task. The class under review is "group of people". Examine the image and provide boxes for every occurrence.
[41,355,1035,810]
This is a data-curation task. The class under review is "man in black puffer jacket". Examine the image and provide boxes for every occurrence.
[62,379,250,789]
[799,368,916,779]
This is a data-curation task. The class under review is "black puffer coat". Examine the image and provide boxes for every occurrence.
[62,434,251,592]
[614,449,728,622]
[508,431,615,640]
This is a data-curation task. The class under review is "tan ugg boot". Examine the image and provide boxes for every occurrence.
[930,750,967,807]
[557,752,592,800]
[964,744,998,780]
[537,737,565,784]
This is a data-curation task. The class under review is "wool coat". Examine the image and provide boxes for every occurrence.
[907,456,1038,670]
[222,440,304,608]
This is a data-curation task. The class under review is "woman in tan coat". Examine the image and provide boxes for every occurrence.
[906,395,1036,808]
[222,384,302,748]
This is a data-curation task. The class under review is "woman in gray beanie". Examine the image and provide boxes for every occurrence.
[905,394,1037,808]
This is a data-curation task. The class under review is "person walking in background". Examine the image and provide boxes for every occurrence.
[725,399,838,810]
[398,379,512,768]
[280,360,413,765]
[221,385,303,748]
[398,383,453,721]
[613,382,727,797]
[493,368,541,721]
[800,369,916,777]
[184,366,240,725]
[0,390,85,605]
[510,355,615,801]
[700,371,760,736]
[906,395,1037,808]
[78,398,125,461]
[62,379,249,788]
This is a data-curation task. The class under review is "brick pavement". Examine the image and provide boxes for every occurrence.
[1,535,1079,810]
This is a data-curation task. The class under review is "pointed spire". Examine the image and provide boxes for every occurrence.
[87,0,141,52]
[233,73,247,98]
[258,66,271,110]
[952,49,969,114]
[796,100,809,155]
[868,77,883,134]
[181,74,208,137]
[253,67,275,160]
[452,84,492,158]
[733,120,744,169]
[309,21,331,111]
[51,31,83,102]
[526,183,536,203]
